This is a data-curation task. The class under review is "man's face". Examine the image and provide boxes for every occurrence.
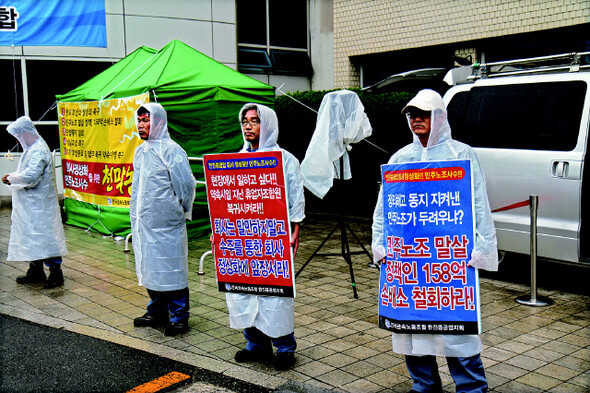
[137,113,151,140]
[242,109,261,149]
[407,108,431,140]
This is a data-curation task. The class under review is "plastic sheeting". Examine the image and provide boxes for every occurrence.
[300,90,372,199]
[371,89,498,357]
[130,103,196,291]
[5,116,68,262]
[226,103,305,338]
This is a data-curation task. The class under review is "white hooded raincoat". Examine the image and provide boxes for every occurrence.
[225,103,305,338]
[130,103,196,292]
[372,90,498,357]
[5,116,68,261]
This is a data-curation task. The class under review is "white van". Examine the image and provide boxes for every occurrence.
[443,53,590,266]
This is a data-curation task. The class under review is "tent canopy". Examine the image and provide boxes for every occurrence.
[57,39,275,104]
[58,40,276,238]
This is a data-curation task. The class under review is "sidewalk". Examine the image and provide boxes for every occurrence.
[0,206,588,392]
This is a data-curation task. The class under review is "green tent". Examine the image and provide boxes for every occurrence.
[57,39,276,238]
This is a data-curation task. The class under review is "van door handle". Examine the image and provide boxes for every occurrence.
[551,161,569,178]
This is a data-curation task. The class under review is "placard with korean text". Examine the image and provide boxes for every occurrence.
[204,151,295,298]
[379,159,480,335]
[57,93,149,208]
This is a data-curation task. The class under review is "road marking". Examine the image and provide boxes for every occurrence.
[126,371,191,393]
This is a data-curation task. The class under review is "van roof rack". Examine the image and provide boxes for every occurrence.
[471,52,590,79]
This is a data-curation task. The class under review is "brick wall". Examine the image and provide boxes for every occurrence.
[334,0,590,88]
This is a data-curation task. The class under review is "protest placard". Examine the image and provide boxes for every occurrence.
[204,151,295,298]
[57,93,148,209]
[379,159,480,335]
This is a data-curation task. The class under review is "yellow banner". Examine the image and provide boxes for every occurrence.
[57,93,149,207]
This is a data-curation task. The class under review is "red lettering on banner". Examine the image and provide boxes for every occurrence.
[422,261,467,285]
[434,235,469,259]
[381,284,410,308]
[412,285,475,311]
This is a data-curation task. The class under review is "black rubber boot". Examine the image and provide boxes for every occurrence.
[16,261,46,284]
[44,265,64,289]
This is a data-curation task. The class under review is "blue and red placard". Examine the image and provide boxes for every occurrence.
[204,151,295,298]
[379,159,480,335]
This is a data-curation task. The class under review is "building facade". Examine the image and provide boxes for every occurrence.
[0,0,333,152]
[3,0,589,152]
[333,0,590,88]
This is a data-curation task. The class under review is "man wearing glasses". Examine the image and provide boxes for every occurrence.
[371,90,498,393]
[224,103,305,371]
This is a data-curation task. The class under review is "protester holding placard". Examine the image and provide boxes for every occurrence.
[130,103,196,337]
[3,116,68,289]
[371,90,498,393]
[223,103,305,371]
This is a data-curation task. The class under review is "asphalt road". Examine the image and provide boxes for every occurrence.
[0,314,265,393]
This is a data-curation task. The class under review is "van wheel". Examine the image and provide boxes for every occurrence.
[498,250,507,264]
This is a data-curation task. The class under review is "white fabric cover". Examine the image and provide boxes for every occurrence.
[5,116,68,261]
[300,90,372,199]
[130,103,196,291]
[226,103,305,338]
[371,89,498,357]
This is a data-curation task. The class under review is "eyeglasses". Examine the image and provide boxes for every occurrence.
[241,119,260,127]
[406,109,431,119]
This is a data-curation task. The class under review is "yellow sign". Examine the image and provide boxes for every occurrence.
[57,93,149,207]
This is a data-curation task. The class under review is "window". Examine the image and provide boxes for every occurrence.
[1,59,111,151]
[0,60,24,123]
[447,81,586,151]
[237,48,272,74]
[236,0,312,76]
[26,60,111,122]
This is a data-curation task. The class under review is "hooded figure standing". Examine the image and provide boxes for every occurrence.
[372,90,498,393]
[225,103,305,371]
[2,116,68,289]
[130,103,196,337]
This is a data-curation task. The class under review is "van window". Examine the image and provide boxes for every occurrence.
[448,81,586,151]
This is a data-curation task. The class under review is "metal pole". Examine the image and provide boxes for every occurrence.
[515,195,553,307]
[530,195,538,301]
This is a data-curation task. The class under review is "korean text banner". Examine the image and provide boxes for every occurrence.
[205,151,295,298]
[379,159,480,335]
[57,93,149,208]
[0,0,106,47]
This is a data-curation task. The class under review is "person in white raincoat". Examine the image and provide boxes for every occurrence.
[2,116,68,289]
[130,103,196,337]
[225,103,305,371]
[372,90,498,393]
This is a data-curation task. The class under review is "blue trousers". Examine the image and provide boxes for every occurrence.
[146,288,189,323]
[244,327,296,354]
[35,256,62,268]
[405,354,488,393]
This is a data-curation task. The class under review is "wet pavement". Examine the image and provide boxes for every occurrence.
[0,206,589,392]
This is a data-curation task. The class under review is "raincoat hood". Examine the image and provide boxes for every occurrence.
[7,116,40,149]
[135,103,170,142]
[239,103,279,151]
[403,89,452,148]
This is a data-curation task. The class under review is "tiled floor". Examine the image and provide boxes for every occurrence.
[0,207,588,392]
